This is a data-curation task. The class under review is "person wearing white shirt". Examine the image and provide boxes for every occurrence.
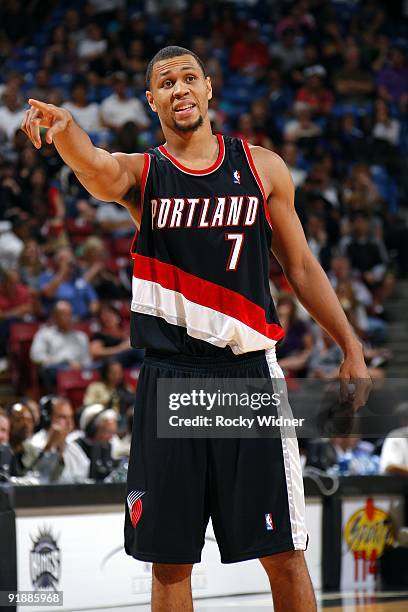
[28,396,90,483]
[0,88,26,142]
[77,24,107,61]
[100,72,150,130]
[380,403,408,476]
[30,301,92,391]
[63,82,101,133]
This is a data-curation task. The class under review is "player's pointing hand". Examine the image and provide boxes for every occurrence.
[21,99,72,149]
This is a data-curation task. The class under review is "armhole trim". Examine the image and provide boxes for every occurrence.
[241,139,272,229]
[130,153,151,256]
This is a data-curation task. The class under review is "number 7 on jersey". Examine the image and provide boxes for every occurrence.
[225,232,244,271]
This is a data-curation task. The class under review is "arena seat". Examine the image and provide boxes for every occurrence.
[9,322,40,395]
[56,369,101,410]
[111,238,132,257]
[65,218,94,241]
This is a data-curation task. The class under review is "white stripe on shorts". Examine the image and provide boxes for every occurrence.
[265,347,308,550]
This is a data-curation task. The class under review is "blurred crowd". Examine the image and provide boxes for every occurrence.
[0,0,408,482]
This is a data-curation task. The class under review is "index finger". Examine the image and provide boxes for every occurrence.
[28,98,52,112]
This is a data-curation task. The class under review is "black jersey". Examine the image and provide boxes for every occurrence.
[130,134,284,356]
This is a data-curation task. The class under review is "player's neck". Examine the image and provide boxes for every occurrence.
[162,124,219,170]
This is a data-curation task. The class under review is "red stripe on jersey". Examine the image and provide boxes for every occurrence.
[241,140,272,229]
[132,254,285,341]
[130,153,151,255]
[158,134,225,175]
[140,153,150,211]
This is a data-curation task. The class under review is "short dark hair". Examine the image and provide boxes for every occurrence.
[145,45,205,89]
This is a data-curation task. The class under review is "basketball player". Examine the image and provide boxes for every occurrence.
[22,46,371,612]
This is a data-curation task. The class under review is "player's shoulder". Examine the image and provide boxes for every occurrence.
[248,145,293,196]
[111,151,147,184]
[248,144,287,172]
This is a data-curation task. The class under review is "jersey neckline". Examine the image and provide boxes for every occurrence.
[157,133,225,176]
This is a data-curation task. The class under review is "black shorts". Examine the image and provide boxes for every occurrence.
[124,348,308,564]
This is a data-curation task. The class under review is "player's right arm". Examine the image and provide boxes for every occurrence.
[21,99,145,224]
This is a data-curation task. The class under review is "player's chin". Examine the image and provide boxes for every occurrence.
[173,115,204,133]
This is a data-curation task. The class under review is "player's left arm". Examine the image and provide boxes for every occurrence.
[250,146,371,407]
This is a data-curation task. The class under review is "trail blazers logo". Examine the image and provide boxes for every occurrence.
[127,490,146,527]
[30,527,61,591]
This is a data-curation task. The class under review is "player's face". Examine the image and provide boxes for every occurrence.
[146,55,212,134]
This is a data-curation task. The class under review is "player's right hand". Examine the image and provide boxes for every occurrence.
[21,98,72,149]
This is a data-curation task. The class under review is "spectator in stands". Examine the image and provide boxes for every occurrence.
[230,22,269,75]
[333,45,374,104]
[233,113,273,150]
[328,255,386,342]
[94,200,134,236]
[320,20,344,72]
[336,113,366,161]
[376,47,408,111]
[250,98,279,149]
[29,396,90,483]
[270,28,304,73]
[123,12,156,60]
[112,406,133,460]
[0,268,36,321]
[25,398,41,431]
[341,165,384,237]
[372,99,400,148]
[340,211,394,311]
[83,359,135,430]
[37,247,99,319]
[276,293,313,376]
[305,214,332,270]
[0,408,10,444]
[100,71,150,131]
[281,142,307,189]
[27,69,53,101]
[276,1,316,39]
[295,65,334,115]
[30,300,92,392]
[0,268,38,369]
[19,239,45,289]
[77,23,107,63]
[43,25,78,73]
[0,88,26,144]
[308,330,343,379]
[284,102,321,143]
[79,236,125,299]
[63,9,84,45]
[371,99,401,171]
[62,81,102,133]
[8,401,35,477]
[380,402,408,476]
[307,433,377,475]
[267,68,293,118]
[125,39,148,90]
[0,161,22,216]
[76,403,118,480]
[89,303,142,366]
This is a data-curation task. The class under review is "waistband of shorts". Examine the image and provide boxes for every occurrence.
[144,348,276,372]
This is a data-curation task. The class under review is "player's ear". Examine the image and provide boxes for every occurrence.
[205,76,212,101]
[145,91,157,113]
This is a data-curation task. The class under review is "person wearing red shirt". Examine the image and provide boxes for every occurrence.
[0,268,38,367]
[296,65,334,115]
[230,23,269,74]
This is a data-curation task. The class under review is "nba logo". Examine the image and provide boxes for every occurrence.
[233,170,241,184]
[265,513,274,531]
